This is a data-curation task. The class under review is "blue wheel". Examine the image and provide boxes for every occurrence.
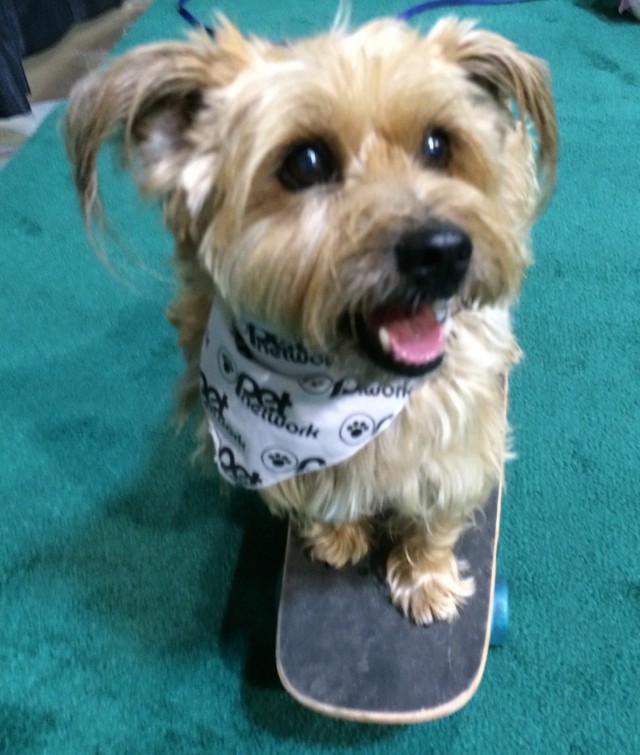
[490,575,509,646]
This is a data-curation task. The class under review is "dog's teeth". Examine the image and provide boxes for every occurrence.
[433,300,450,324]
[378,327,391,353]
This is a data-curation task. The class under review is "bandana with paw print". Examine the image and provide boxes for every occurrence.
[199,298,418,489]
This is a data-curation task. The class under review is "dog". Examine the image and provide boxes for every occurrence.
[65,14,556,625]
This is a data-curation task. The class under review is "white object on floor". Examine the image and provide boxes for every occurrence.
[0,100,61,169]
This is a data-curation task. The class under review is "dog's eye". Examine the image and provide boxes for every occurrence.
[422,130,450,168]
[278,141,340,191]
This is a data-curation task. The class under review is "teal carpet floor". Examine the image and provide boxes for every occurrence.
[1,1,639,752]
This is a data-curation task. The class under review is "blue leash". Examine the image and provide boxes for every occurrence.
[397,0,539,20]
[178,0,540,37]
[178,0,215,36]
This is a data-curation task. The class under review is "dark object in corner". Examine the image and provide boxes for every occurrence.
[0,0,123,117]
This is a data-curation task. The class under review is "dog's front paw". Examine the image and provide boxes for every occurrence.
[386,549,475,625]
[300,520,372,568]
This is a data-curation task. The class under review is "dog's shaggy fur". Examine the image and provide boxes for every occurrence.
[65,16,556,624]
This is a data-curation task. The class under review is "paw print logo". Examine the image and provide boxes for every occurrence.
[217,347,237,383]
[261,447,299,474]
[268,452,292,469]
[347,420,369,438]
[339,414,374,446]
[298,374,334,395]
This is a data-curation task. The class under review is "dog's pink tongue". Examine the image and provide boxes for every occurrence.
[374,306,445,365]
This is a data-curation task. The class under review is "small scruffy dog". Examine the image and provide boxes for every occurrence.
[65,15,556,624]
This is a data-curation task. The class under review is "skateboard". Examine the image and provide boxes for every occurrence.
[275,482,508,723]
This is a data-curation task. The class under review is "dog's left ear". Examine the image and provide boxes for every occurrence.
[65,19,250,228]
[433,19,558,206]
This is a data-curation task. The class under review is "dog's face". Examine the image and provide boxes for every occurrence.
[66,17,556,379]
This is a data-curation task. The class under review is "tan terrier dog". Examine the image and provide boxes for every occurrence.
[65,15,556,624]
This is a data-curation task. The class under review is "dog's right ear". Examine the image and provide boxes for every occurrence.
[429,18,557,211]
[65,20,249,227]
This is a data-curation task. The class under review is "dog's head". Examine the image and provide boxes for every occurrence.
[66,16,556,378]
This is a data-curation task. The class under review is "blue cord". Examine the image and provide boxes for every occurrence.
[177,0,215,36]
[397,0,540,21]
[178,0,541,37]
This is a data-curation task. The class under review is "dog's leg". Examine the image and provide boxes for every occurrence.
[386,516,475,625]
[299,519,373,568]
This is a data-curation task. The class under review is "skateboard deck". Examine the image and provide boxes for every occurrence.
[276,484,502,723]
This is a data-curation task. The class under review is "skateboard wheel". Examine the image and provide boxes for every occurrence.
[490,575,509,646]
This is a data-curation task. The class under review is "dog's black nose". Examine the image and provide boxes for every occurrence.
[394,224,472,298]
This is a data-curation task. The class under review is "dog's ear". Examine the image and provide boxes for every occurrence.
[65,19,249,227]
[432,19,558,207]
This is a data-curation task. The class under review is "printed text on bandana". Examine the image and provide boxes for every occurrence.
[200,300,417,489]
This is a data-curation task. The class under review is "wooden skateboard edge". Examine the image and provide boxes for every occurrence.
[276,650,485,724]
[276,476,502,724]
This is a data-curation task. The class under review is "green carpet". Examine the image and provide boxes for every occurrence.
[1,1,639,752]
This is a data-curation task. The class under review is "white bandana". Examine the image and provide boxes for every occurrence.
[199,299,418,489]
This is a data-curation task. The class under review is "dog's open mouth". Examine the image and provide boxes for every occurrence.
[355,299,451,377]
